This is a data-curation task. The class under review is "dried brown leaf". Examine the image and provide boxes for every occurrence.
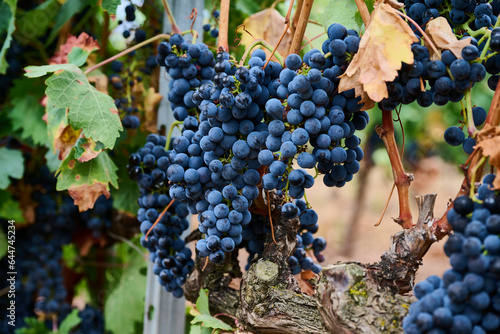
[295,272,315,296]
[239,8,291,61]
[425,17,471,59]
[68,182,110,212]
[228,277,242,290]
[339,3,418,107]
[375,0,404,9]
[476,124,500,189]
[75,137,104,163]
[143,87,163,133]
[49,33,100,65]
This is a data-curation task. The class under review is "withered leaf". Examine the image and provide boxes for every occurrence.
[339,3,418,107]
[476,124,500,189]
[239,8,291,61]
[49,33,100,65]
[425,17,471,59]
[55,125,82,160]
[143,87,163,133]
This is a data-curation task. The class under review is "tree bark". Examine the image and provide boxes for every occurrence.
[184,194,441,333]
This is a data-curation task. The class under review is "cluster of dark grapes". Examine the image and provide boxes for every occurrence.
[203,9,220,38]
[7,168,76,328]
[403,0,499,27]
[128,134,195,298]
[70,305,109,334]
[403,174,500,333]
[81,195,113,238]
[380,1,500,157]
[155,33,216,121]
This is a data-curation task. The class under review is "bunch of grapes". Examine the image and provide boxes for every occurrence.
[403,174,500,333]
[70,305,110,334]
[128,134,195,297]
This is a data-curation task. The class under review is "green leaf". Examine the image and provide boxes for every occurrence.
[0,0,17,74]
[68,47,91,66]
[46,107,69,153]
[62,243,79,270]
[46,69,122,149]
[47,0,90,45]
[57,149,118,211]
[191,314,233,331]
[15,317,50,334]
[104,239,148,334]
[111,151,139,214]
[0,189,24,222]
[196,289,211,315]
[320,0,359,31]
[0,148,24,189]
[14,0,59,43]
[8,78,48,145]
[101,0,120,14]
[189,325,212,334]
[0,227,6,260]
[58,308,81,334]
[24,64,81,78]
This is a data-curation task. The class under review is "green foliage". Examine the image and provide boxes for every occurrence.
[8,78,48,145]
[24,64,81,78]
[47,0,91,45]
[101,0,120,14]
[0,227,6,259]
[45,69,122,149]
[320,0,360,31]
[14,0,59,44]
[0,147,24,189]
[104,238,148,334]
[56,149,119,195]
[67,47,93,66]
[15,309,81,334]
[0,189,24,222]
[62,243,80,271]
[15,318,50,334]
[58,309,82,334]
[0,0,17,74]
[190,289,234,333]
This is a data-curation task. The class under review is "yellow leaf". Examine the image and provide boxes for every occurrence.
[339,3,418,108]
[425,17,471,60]
[239,8,291,61]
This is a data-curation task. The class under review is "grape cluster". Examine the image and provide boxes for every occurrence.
[128,134,195,297]
[403,174,500,333]
[129,22,370,289]
[11,168,76,325]
[155,34,216,122]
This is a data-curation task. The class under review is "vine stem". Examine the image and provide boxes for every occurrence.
[375,108,413,229]
[288,0,303,54]
[161,0,182,34]
[263,0,294,69]
[218,0,230,52]
[289,0,314,55]
[84,34,171,75]
[395,11,440,59]
[238,40,284,67]
[354,0,371,27]
[165,121,184,150]
[465,88,477,136]
[145,199,175,240]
